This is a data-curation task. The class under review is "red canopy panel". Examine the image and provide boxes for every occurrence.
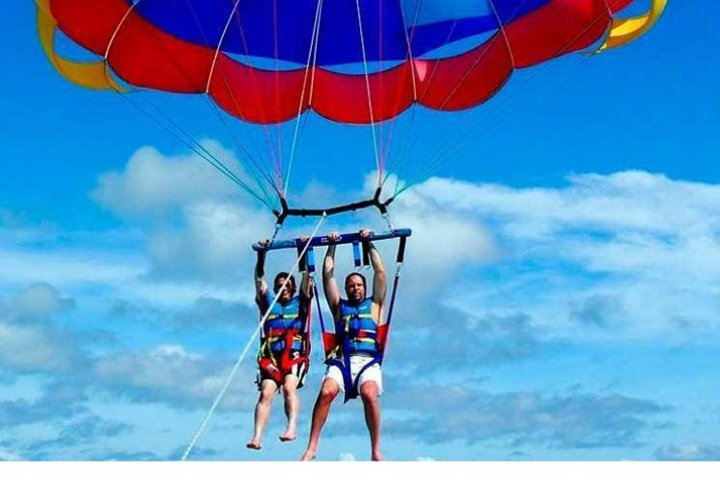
[50,0,612,125]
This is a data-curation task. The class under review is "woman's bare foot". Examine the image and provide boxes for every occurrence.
[371,451,384,461]
[246,439,262,450]
[279,430,296,442]
[299,449,316,461]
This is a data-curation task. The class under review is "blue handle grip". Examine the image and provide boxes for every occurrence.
[252,228,412,252]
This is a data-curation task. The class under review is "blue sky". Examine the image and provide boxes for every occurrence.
[2,0,720,462]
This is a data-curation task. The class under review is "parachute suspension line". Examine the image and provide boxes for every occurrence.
[488,0,517,69]
[204,0,240,93]
[198,0,272,172]
[271,0,285,180]
[394,0,532,194]
[181,0,279,202]
[181,213,327,461]
[400,1,420,105]
[398,0,518,187]
[102,0,138,63]
[231,5,285,192]
[355,0,383,188]
[283,0,326,200]
[383,0,425,197]
[104,0,276,209]
[200,95,281,203]
[382,210,395,232]
[404,0,527,183]
[419,0,621,176]
[115,92,273,209]
[383,0,460,190]
[373,0,413,186]
[200,0,283,200]
[394,1,626,198]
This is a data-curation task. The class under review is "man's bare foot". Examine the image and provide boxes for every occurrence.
[371,451,384,461]
[279,430,296,442]
[246,440,262,450]
[299,449,316,461]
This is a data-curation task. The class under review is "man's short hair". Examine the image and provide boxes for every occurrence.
[345,272,367,290]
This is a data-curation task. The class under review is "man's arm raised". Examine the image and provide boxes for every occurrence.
[322,233,341,316]
[361,230,387,307]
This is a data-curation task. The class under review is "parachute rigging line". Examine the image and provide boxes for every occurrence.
[355,0,383,189]
[393,0,641,198]
[181,213,327,461]
[188,0,282,198]
[115,91,276,209]
[284,0,325,200]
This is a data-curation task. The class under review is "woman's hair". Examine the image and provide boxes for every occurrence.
[273,272,297,294]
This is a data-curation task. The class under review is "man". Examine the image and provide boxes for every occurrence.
[246,241,312,450]
[300,229,386,461]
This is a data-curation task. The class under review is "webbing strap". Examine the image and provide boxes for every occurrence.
[361,241,370,267]
[306,247,316,274]
[352,241,362,268]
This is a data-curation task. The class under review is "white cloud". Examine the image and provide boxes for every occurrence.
[0,322,75,372]
[0,284,80,373]
[417,171,720,236]
[0,246,143,291]
[0,447,24,461]
[93,344,255,409]
[396,171,720,340]
[145,200,273,282]
[9,283,74,321]
[91,141,257,220]
[655,442,720,461]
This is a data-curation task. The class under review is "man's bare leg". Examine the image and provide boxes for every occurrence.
[279,375,300,442]
[299,378,339,461]
[246,380,277,449]
[360,381,383,461]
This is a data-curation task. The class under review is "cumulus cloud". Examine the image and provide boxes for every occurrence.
[7,283,75,322]
[0,244,142,292]
[388,171,720,340]
[569,294,624,329]
[0,447,24,461]
[0,284,82,373]
[389,303,542,372]
[93,344,256,410]
[91,142,254,220]
[417,171,720,234]
[145,200,273,282]
[655,443,720,461]
[0,323,78,372]
[383,384,667,449]
[172,296,257,331]
[0,382,88,427]
[414,172,720,276]
[31,415,133,454]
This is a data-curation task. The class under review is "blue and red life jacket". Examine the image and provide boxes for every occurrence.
[323,297,389,402]
[257,290,311,385]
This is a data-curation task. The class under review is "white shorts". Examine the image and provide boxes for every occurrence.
[324,355,383,396]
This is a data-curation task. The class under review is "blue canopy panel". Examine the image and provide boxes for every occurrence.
[131,0,550,66]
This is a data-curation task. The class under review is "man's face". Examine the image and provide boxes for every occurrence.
[274,276,294,303]
[345,275,365,303]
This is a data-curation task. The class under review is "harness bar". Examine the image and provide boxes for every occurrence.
[252,228,412,252]
[272,187,395,225]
